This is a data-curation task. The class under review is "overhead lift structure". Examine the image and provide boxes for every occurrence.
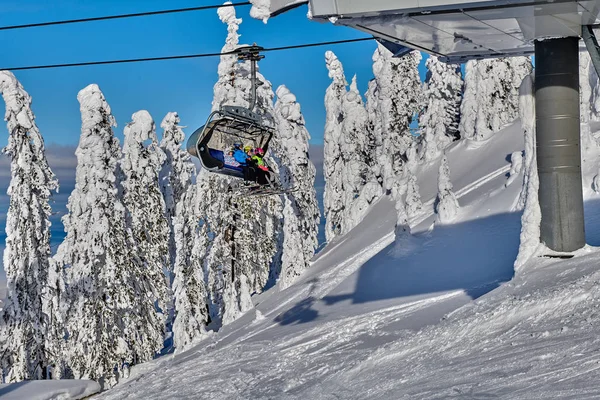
[268,0,600,253]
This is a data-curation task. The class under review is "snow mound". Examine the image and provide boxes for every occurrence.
[0,379,100,400]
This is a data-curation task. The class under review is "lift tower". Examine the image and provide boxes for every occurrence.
[268,0,600,252]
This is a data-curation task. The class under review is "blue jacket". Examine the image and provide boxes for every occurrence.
[233,149,248,165]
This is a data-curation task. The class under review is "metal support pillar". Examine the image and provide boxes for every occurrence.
[535,37,586,252]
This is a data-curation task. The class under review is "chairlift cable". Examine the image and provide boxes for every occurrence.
[0,37,375,71]
[0,2,251,31]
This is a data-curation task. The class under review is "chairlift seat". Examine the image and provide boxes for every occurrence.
[187,110,274,180]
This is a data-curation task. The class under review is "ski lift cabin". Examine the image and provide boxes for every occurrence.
[264,0,600,253]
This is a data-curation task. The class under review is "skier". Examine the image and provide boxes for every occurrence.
[252,148,274,186]
[233,142,255,182]
[233,143,248,165]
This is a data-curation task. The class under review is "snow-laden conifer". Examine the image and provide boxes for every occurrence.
[0,71,59,382]
[365,78,384,183]
[419,56,463,162]
[273,85,319,289]
[230,73,282,302]
[120,110,169,364]
[372,44,422,190]
[159,112,196,280]
[341,76,383,231]
[460,57,532,141]
[435,154,459,223]
[199,3,283,324]
[160,112,198,342]
[405,172,423,221]
[323,50,347,241]
[198,3,249,324]
[171,183,209,351]
[56,84,133,387]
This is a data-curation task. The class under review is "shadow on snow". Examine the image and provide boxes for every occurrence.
[274,198,600,327]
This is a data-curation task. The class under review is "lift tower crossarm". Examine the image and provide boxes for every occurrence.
[582,26,600,80]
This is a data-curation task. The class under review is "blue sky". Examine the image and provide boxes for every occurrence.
[0,0,428,147]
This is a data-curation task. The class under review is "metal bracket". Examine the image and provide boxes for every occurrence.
[221,105,261,123]
[376,38,412,58]
[235,44,265,112]
[583,25,600,79]
[237,45,265,62]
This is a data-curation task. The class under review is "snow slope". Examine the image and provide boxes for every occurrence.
[93,118,600,399]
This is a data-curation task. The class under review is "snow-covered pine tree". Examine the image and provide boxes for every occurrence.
[435,154,459,223]
[371,44,422,191]
[55,84,134,387]
[199,2,283,325]
[120,110,170,364]
[159,112,196,284]
[0,71,59,382]
[323,50,347,241]
[364,78,384,184]
[273,85,320,289]
[171,181,209,351]
[341,75,383,231]
[405,172,423,221]
[228,68,282,307]
[158,111,196,337]
[459,57,532,141]
[419,56,463,163]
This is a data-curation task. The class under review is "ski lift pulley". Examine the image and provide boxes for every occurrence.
[187,45,274,180]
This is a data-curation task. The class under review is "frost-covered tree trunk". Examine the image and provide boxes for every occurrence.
[372,45,422,191]
[436,154,459,223]
[120,110,170,365]
[0,71,59,382]
[56,84,134,387]
[459,57,532,141]
[273,85,320,289]
[419,56,463,162]
[323,50,347,241]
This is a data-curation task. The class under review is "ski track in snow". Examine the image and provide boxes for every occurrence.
[414,163,512,228]
[97,120,600,399]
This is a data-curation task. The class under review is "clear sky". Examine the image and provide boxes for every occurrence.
[0,0,428,147]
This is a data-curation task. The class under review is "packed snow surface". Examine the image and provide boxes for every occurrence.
[92,120,600,398]
[0,379,100,400]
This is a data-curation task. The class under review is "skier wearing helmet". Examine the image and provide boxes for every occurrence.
[252,147,267,170]
[252,147,274,185]
[233,142,248,165]
[233,142,256,182]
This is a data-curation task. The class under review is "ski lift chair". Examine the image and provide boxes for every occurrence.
[187,109,274,179]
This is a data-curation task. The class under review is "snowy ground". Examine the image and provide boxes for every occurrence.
[88,120,600,399]
[0,379,100,400]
